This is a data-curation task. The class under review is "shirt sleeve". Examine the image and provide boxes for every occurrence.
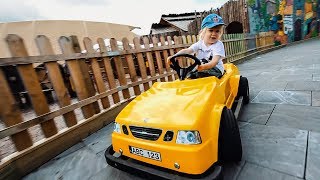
[212,41,226,58]
[189,41,200,53]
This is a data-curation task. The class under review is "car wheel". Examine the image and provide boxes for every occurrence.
[237,76,249,104]
[218,107,242,162]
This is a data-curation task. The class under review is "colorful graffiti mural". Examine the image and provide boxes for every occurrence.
[248,0,320,44]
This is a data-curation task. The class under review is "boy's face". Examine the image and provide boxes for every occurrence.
[203,26,222,45]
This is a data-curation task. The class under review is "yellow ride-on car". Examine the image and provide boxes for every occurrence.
[105,54,249,179]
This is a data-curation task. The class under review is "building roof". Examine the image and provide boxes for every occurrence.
[150,23,178,34]
[161,12,202,31]
[151,12,202,34]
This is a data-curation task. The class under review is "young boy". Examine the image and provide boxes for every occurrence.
[167,13,226,78]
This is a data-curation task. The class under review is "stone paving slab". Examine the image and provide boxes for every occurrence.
[238,103,275,125]
[239,123,307,178]
[251,91,311,105]
[259,74,313,82]
[279,62,315,71]
[89,166,144,180]
[222,161,245,180]
[311,91,320,106]
[277,68,315,76]
[238,70,262,78]
[23,146,108,180]
[237,162,303,180]
[54,142,86,160]
[236,61,278,72]
[83,124,113,154]
[313,64,320,70]
[248,71,276,84]
[249,81,288,91]
[267,104,320,132]
[312,74,320,81]
[249,90,260,102]
[286,81,320,91]
[306,131,320,180]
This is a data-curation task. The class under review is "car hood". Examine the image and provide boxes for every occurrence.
[116,77,218,128]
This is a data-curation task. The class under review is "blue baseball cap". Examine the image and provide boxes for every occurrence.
[201,13,225,29]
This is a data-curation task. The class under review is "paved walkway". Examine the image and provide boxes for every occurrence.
[23,39,320,180]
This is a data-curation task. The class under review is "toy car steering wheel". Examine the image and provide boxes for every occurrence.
[169,54,201,80]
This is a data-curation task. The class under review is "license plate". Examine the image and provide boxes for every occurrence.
[129,146,161,161]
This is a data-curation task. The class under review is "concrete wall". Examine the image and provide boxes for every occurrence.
[0,20,138,58]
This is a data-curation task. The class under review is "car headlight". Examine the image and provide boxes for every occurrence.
[176,131,201,144]
[113,122,121,133]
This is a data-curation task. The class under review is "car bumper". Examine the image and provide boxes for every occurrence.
[105,145,222,180]
[111,133,218,174]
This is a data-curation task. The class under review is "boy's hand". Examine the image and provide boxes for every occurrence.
[197,64,204,71]
[167,56,173,65]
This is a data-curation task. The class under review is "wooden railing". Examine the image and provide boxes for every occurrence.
[0,32,274,179]
[222,31,274,62]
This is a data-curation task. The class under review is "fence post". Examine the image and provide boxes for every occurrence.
[59,36,96,119]
[152,36,165,82]
[167,36,178,80]
[160,36,173,81]
[133,37,150,91]
[173,36,185,67]
[191,35,197,43]
[241,34,246,59]
[110,38,130,100]
[35,35,77,127]
[6,34,58,137]
[143,37,157,84]
[122,37,141,96]
[0,69,33,151]
[83,37,110,109]
[97,38,120,104]
[181,36,187,44]
[255,34,260,51]
[223,34,229,63]
[70,36,100,114]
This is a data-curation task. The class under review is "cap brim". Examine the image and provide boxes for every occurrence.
[206,23,225,28]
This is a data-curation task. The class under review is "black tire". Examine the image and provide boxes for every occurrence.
[237,76,249,104]
[218,107,242,162]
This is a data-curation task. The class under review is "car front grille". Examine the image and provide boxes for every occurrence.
[129,126,162,141]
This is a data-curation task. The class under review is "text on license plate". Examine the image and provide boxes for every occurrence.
[129,146,161,161]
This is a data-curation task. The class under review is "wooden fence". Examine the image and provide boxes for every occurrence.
[188,0,250,35]
[0,32,274,179]
[223,31,274,62]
